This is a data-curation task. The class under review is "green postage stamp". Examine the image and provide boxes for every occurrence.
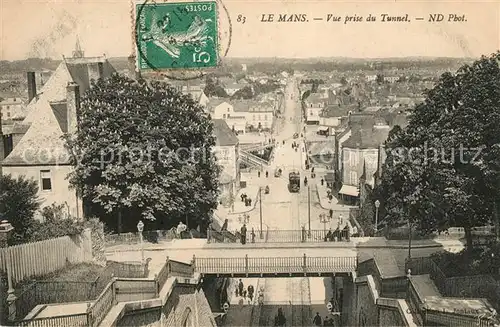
[136,1,219,71]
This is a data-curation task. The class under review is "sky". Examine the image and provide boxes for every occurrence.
[1,0,499,60]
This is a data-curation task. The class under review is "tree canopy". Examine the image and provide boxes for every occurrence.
[0,174,39,245]
[65,74,221,233]
[375,52,500,248]
[204,76,229,98]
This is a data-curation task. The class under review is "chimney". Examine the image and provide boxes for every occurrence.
[375,144,385,185]
[66,82,80,134]
[27,72,37,103]
[87,62,103,83]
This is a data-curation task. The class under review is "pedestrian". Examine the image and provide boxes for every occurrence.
[258,171,261,177]
[243,289,247,298]
[329,209,333,219]
[241,224,247,244]
[313,312,322,326]
[221,219,228,231]
[311,167,315,173]
[325,229,332,242]
[249,198,252,207]
[323,316,330,326]
[235,286,239,297]
[251,228,256,243]
[275,308,286,326]
[321,178,324,186]
[248,284,254,300]
[241,193,245,202]
[238,279,244,296]
[266,171,269,178]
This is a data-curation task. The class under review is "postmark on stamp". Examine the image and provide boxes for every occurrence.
[136,1,219,72]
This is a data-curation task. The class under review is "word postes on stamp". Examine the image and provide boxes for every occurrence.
[136,1,219,71]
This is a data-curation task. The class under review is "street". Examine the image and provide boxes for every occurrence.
[240,77,340,327]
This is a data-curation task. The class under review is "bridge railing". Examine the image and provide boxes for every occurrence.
[209,229,352,243]
[193,254,357,275]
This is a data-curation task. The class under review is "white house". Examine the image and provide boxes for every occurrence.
[1,55,117,220]
[304,93,326,124]
[208,99,247,134]
[0,97,25,120]
[233,100,274,131]
[212,119,240,206]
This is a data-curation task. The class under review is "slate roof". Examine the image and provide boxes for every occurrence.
[212,119,239,146]
[232,100,273,113]
[321,104,356,118]
[3,56,116,166]
[342,126,389,149]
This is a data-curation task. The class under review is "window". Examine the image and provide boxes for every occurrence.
[350,151,357,166]
[227,108,230,112]
[40,170,52,191]
[223,114,226,118]
[6,112,10,118]
[350,171,358,185]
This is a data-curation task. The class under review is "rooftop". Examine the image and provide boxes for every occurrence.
[342,126,389,149]
[212,119,239,146]
[2,56,116,166]
[232,100,273,113]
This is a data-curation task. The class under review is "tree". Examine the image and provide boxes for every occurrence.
[376,74,384,84]
[0,174,40,245]
[64,74,221,233]
[376,52,500,249]
[231,85,254,99]
[204,76,228,98]
[340,77,348,85]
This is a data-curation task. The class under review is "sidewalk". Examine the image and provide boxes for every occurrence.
[105,237,462,254]
[315,184,353,211]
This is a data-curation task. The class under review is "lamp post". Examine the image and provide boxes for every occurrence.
[259,187,263,239]
[0,220,16,322]
[137,220,145,264]
[320,213,331,233]
[407,219,412,260]
[374,200,380,235]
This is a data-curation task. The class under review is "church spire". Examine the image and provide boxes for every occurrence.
[72,36,85,58]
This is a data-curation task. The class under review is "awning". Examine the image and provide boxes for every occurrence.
[339,185,359,197]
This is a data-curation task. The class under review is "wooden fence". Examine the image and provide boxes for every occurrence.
[0,229,93,285]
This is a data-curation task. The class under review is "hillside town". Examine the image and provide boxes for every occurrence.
[0,37,499,327]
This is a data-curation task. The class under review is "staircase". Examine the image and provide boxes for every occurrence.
[240,149,270,169]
